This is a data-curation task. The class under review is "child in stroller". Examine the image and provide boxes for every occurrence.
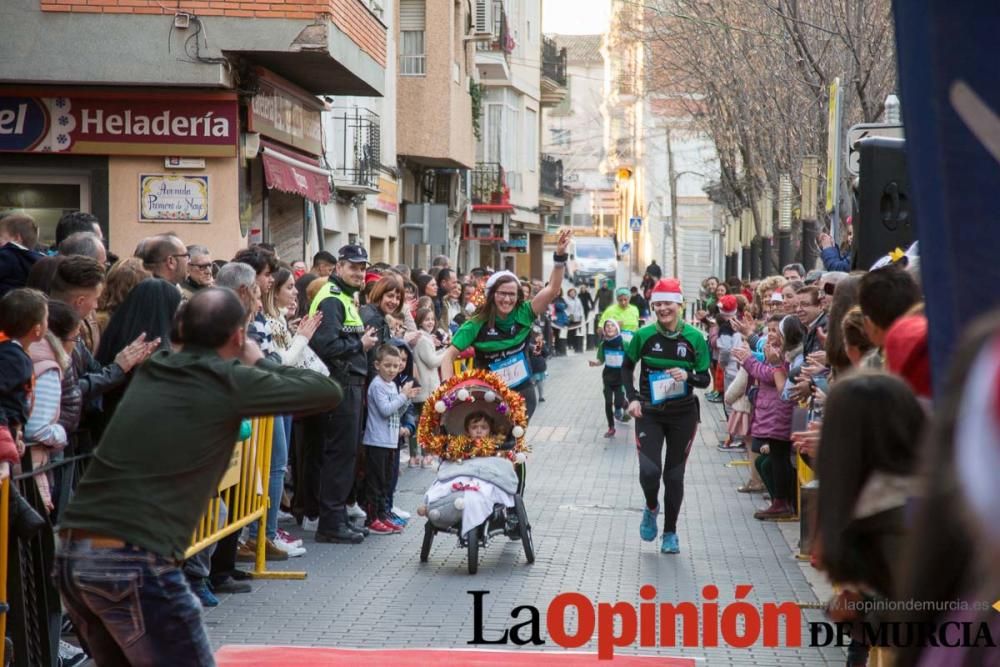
[416,371,535,574]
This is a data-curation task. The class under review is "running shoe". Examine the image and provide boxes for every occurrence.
[346,503,367,521]
[275,528,303,548]
[639,505,659,542]
[391,506,411,520]
[190,579,219,607]
[660,532,680,554]
[603,428,616,438]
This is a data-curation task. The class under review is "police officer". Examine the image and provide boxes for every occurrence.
[308,245,379,544]
[622,278,710,555]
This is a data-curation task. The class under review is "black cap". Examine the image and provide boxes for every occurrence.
[337,244,369,264]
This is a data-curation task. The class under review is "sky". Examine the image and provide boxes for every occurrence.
[543,0,612,35]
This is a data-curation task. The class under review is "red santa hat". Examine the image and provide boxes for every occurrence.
[718,295,738,318]
[649,278,684,304]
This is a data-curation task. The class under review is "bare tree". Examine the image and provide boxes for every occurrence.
[634,0,896,236]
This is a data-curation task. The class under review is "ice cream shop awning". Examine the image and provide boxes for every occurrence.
[260,140,332,204]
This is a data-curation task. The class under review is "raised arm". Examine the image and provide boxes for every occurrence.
[531,229,572,316]
[439,344,461,380]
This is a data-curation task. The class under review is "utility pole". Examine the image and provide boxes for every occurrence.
[667,127,679,280]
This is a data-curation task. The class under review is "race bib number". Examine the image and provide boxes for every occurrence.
[489,351,531,388]
[604,350,625,368]
[649,370,687,405]
[621,330,635,345]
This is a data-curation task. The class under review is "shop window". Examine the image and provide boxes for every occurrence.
[0,176,89,248]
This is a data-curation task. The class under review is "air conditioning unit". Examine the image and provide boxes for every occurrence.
[473,0,491,36]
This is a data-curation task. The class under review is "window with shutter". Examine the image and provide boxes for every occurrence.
[400,0,426,75]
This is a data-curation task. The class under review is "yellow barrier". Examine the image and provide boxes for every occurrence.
[0,479,8,667]
[452,356,474,377]
[184,417,304,580]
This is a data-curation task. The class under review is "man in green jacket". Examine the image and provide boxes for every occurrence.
[57,287,343,666]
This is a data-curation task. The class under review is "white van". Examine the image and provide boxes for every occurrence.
[569,236,618,286]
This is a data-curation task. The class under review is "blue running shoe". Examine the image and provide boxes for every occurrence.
[191,579,219,607]
[660,532,680,554]
[388,514,407,527]
[639,506,659,542]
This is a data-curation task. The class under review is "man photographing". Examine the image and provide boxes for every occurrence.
[56,287,343,665]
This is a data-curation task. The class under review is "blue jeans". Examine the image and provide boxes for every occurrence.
[55,539,215,666]
[248,415,290,541]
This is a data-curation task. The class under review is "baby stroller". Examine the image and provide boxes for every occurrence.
[416,370,535,574]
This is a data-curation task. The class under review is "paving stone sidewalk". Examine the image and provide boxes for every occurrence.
[205,352,844,665]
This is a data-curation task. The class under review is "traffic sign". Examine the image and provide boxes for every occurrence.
[846,123,904,176]
[629,217,642,232]
[619,243,631,254]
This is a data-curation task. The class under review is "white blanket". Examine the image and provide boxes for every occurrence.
[425,476,516,537]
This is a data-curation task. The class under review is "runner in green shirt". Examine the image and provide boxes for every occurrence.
[598,287,642,335]
[442,229,572,418]
[622,277,710,556]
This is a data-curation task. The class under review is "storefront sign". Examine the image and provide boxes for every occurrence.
[0,90,237,157]
[500,233,529,254]
[139,174,209,223]
[249,69,325,156]
[371,176,398,214]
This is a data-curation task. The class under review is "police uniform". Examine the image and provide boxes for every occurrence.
[308,246,370,542]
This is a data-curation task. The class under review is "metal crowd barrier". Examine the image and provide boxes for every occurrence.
[185,416,303,581]
[453,352,475,377]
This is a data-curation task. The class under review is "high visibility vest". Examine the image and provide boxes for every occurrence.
[309,282,364,332]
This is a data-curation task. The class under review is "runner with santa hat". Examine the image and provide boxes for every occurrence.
[622,278,711,554]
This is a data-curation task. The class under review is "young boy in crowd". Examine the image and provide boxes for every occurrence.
[364,344,419,535]
[590,319,629,438]
[0,288,49,472]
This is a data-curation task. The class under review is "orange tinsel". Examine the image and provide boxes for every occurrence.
[417,369,529,461]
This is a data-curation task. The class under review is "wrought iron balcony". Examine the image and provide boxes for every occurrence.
[329,107,381,194]
[542,36,567,87]
[540,154,564,198]
[471,162,512,210]
[475,1,514,56]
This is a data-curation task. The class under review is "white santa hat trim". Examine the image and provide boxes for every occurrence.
[954,339,1000,544]
[770,291,784,302]
[650,291,683,304]
[485,270,519,291]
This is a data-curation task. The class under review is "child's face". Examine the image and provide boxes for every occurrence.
[375,355,402,382]
[420,314,435,332]
[26,309,48,345]
[603,322,618,337]
[61,321,81,355]
[467,418,491,439]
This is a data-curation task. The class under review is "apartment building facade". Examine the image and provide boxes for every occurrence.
[470,0,565,278]
[543,34,617,237]
[395,0,477,270]
[0,0,387,263]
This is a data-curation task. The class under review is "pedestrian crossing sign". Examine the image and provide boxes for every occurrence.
[629,217,642,232]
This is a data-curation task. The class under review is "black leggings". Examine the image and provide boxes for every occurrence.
[603,384,626,429]
[635,407,700,533]
[752,437,794,503]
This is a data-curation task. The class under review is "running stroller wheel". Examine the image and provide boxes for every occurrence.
[467,524,480,575]
[514,495,534,564]
[420,522,434,563]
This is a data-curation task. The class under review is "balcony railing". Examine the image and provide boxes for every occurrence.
[542,36,567,87]
[540,155,564,198]
[471,162,510,206]
[329,107,381,193]
[476,1,514,56]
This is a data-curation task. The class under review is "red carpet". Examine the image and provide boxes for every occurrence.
[215,645,698,665]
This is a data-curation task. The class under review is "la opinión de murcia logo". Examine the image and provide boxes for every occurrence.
[468,588,998,660]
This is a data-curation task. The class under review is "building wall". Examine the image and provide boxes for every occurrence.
[39,0,388,67]
[107,155,242,261]
[396,0,474,167]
